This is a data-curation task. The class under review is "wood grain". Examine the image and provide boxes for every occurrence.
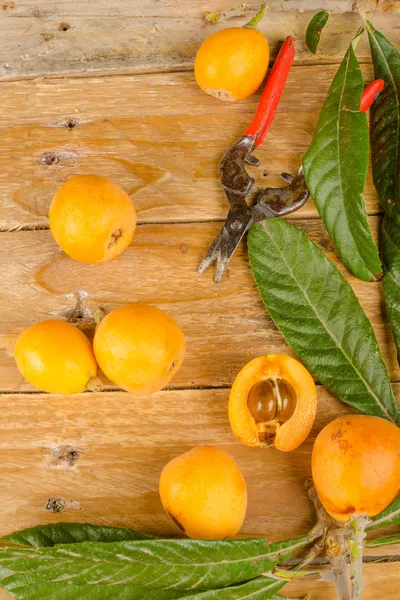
[1,217,398,393]
[1,2,400,594]
[0,0,399,80]
[286,564,400,599]
[0,65,381,229]
[0,385,397,587]
[0,386,397,546]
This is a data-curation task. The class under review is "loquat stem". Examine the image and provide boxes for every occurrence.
[244,2,267,28]
[305,478,333,539]
[305,479,352,600]
[94,307,108,325]
[322,557,352,600]
[86,376,103,392]
[348,516,370,600]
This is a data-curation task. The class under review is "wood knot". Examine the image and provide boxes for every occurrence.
[39,152,59,165]
[64,118,79,129]
[45,498,66,513]
[47,444,82,470]
[45,497,82,513]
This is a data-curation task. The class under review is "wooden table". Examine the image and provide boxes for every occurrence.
[1,1,400,597]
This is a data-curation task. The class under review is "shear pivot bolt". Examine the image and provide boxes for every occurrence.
[229,219,243,231]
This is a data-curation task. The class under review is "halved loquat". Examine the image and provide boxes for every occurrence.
[229,355,317,451]
[312,414,400,522]
[15,320,97,395]
[93,304,186,395]
[49,174,136,264]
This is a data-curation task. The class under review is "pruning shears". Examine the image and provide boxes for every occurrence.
[198,36,385,283]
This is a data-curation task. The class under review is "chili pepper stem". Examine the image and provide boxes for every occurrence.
[244,2,267,28]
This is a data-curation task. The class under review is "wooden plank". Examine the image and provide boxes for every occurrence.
[286,564,400,599]
[0,386,397,574]
[0,216,398,393]
[0,387,397,593]
[0,65,381,229]
[0,386,397,546]
[0,0,399,80]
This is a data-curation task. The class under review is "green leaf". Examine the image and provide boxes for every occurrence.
[381,212,400,362]
[367,23,400,362]
[303,37,382,282]
[3,577,285,600]
[2,523,154,548]
[248,218,400,424]
[186,578,285,600]
[305,10,329,54]
[3,583,182,600]
[0,536,311,591]
[366,21,400,214]
[366,534,400,548]
[367,494,400,530]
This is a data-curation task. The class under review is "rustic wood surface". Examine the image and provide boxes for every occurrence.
[1,1,400,598]
[0,218,399,393]
[0,64,383,229]
[0,0,399,80]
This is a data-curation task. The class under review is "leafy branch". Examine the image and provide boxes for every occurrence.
[247,217,400,424]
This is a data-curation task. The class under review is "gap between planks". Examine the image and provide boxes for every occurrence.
[0,58,375,86]
[2,379,400,396]
[0,209,385,232]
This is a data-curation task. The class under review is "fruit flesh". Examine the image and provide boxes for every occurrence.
[49,174,136,264]
[229,355,317,451]
[14,320,97,395]
[312,414,400,522]
[195,27,270,101]
[93,304,185,395]
[159,445,247,540]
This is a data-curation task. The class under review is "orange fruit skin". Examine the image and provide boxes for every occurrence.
[159,445,247,540]
[49,175,136,264]
[194,27,270,101]
[312,415,400,522]
[229,355,317,451]
[93,304,186,395]
[15,320,97,395]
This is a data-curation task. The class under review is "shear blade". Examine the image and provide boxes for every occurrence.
[198,217,252,282]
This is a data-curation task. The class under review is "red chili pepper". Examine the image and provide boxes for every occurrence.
[360,79,385,112]
[244,36,295,147]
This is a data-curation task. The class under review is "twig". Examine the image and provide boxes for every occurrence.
[348,516,370,600]
[305,479,352,600]
[305,478,334,539]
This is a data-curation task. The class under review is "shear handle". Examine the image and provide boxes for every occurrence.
[243,36,295,147]
[360,79,384,112]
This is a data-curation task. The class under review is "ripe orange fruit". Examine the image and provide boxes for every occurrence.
[93,304,186,395]
[15,320,97,395]
[312,415,400,522]
[229,355,317,451]
[160,445,247,539]
[49,174,136,264]
[195,19,269,102]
